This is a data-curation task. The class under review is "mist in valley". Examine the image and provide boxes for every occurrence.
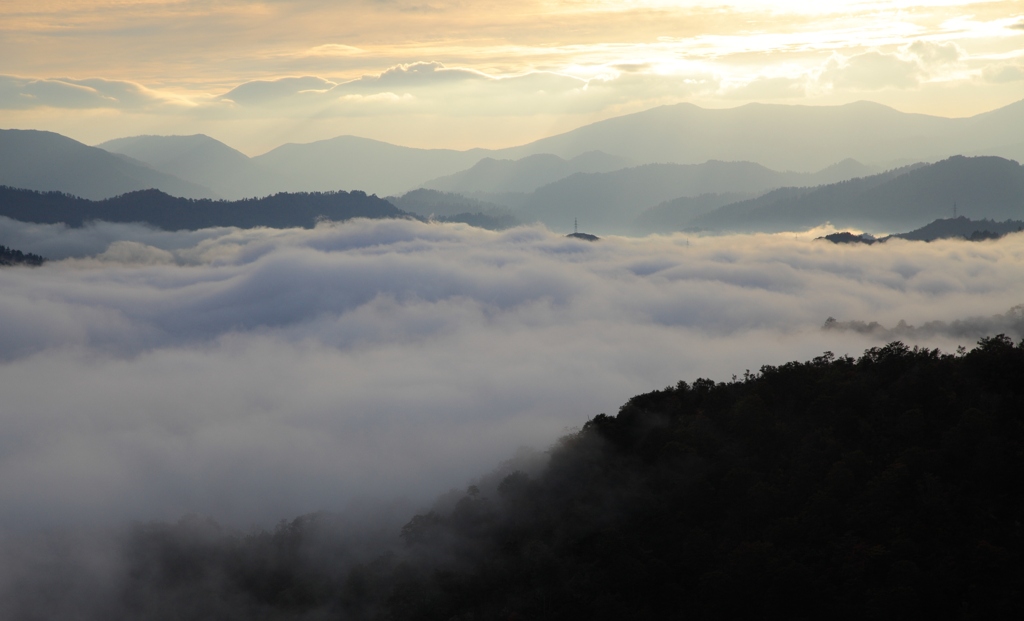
[1,217,1022,525]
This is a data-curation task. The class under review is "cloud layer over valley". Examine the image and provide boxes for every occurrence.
[1,218,1023,531]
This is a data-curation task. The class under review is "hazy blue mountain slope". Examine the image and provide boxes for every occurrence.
[497,99,1024,171]
[387,189,507,218]
[253,135,489,196]
[515,159,877,233]
[957,98,1024,160]
[78,99,1024,201]
[422,151,632,194]
[690,165,921,231]
[386,189,518,230]
[99,134,279,199]
[632,193,754,234]
[692,156,1024,232]
[0,129,214,200]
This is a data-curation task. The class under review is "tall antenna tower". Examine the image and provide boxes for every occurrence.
[954,202,957,218]
[574,218,577,234]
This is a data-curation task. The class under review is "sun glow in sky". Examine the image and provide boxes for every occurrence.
[1,1,1022,152]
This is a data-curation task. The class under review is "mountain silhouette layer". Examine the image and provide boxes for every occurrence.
[1,129,214,200]
[422,151,632,194]
[100,134,277,200]
[691,156,1024,233]
[495,159,879,233]
[499,99,1024,171]
[86,99,1023,199]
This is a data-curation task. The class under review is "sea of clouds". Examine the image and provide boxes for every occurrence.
[1,216,1023,531]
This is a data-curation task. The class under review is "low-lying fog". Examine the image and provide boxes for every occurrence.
[1,217,1023,530]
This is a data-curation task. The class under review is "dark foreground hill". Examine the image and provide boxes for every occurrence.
[0,186,406,230]
[16,336,1023,620]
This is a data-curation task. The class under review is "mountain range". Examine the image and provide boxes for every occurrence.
[98,134,277,199]
[0,129,213,200]
[491,158,879,233]
[690,156,1024,233]
[3,98,1023,234]
[493,99,1024,171]
[421,151,633,194]
[36,98,1024,200]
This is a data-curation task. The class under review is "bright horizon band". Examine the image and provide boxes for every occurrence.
[0,1,1022,152]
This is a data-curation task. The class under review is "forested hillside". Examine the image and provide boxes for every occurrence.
[0,245,45,266]
[26,336,1021,620]
[0,186,406,230]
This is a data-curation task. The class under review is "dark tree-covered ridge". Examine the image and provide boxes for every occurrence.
[387,337,1024,620]
[0,244,45,266]
[0,185,407,231]
[15,337,1024,620]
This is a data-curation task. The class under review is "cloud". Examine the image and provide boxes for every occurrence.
[0,75,182,110]
[341,61,491,89]
[0,219,1022,534]
[213,64,443,106]
[220,62,588,111]
[820,51,922,90]
[814,42,968,93]
[903,40,964,68]
[301,43,365,57]
[982,64,1024,83]
[212,62,599,117]
[724,76,806,100]
[220,76,338,105]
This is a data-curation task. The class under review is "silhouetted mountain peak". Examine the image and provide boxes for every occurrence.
[691,155,1024,233]
[101,133,250,163]
[0,129,214,200]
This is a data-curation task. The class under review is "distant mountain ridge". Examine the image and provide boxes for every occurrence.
[498,99,1024,171]
[88,98,1022,200]
[5,98,1022,213]
[252,136,489,197]
[487,158,880,233]
[0,129,214,200]
[690,156,1024,233]
[422,151,633,194]
[99,134,277,200]
[386,189,518,230]
[386,189,509,219]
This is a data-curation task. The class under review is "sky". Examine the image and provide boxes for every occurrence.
[2,217,1023,530]
[1,1,1023,153]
